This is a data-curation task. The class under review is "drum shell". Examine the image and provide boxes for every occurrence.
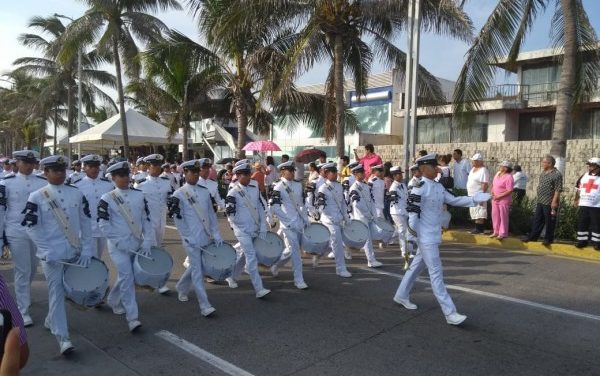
[342,219,369,248]
[253,231,284,266]
[134,247,173,288]
[302,223,330,255]
[371,217,395,243]
[202,242,237,281]
[63,258,109,307]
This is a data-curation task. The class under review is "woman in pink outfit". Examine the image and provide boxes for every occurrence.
[490,161,515,239]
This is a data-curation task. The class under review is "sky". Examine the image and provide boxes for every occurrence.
[1,0,600,89]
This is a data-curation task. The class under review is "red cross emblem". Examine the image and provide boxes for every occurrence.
[582,178,599,193]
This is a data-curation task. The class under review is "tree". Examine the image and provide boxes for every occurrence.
[453,0,600,169]
[61,0,181,158]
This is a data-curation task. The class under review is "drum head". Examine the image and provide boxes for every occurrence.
[375,217,395,231]
[203,242,237,268]
[64,258,108,291]
[305,223,330,243]
[345,220,369,241]
[138,247,173,274]
[253,232,285,258]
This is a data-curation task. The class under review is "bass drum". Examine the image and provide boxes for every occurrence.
[342,219,369,248]
[253,231,284,266]
[63,258,109,308]
[202,242,237,281]
[302,223,330,255]
[134,247,173,289]
[371,217,395,243]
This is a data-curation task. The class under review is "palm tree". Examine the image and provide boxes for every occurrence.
[453,0,600,168]
[61,0,182,158]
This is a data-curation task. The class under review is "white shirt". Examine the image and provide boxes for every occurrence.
[512,171,528,190]
[467,167,490,196]
[389,180,408,216]
[74,175,114,237]
[0,172,48,239]
[453,159,471,189]
[294,162,305,181]
[349,180,376,222]
[265,164,277,187]
[199,177,225,210]
[268,177,308,232]
[134,175,172,228]
[316,180,350,225]
[368,176,385,211]
[226,182,267,237]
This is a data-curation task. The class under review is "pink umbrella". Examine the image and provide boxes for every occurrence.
[242,140,281,152]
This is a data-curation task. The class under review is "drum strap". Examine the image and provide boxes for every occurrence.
[356,183,374,220]
[326,182,345,217]
[41,189,81,250]
[281,181,304,218]
[182,185,212,239]
[110,191,142,240]
[234,183,261,227]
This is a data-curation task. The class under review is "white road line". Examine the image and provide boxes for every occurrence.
[165,225,177,230]
[156,330,255,376]
[358,267,600,322]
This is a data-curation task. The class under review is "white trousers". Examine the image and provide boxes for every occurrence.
[7,235,38,315]
[232,234,265,293]
[321,222,348,273]
[41,261,69,341]
[394,242,456,316]
[107,248,138,322]
[360,221,377,263]
[152,215,166,246]
[175,244,212,311]
[391,214,408,255]
[273,228,305,285]
[90,237,108,259]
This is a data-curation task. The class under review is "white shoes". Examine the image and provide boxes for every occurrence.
[112,305,126,315]
[312,255,320,268]
[225,277,238,289]
[22,313,33,327]
[256,288,271,298]
[295,282,308,290]
[157,286,170,294]
[201,307,216,317]
[344,249,352,260]
[44,318,51,331]
[368,260,383,268]
[128,320,142,332]
[446,312,467,325]
[327,251,335,259]
[270,264,279,277]
[178,292,189,302]
[59,339,74,355]
[337,269,352,278]
[393,296,418,310]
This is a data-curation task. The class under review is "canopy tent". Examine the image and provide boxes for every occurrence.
[69,109,188,146]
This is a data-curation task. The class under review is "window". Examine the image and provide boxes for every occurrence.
[416,114,488,144]
[521,64,560,102]
[572,109,600,139]
[453,114,488,143]
[519,112,554,140]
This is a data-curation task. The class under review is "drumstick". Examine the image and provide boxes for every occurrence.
[129,249,155,261]
[199,247,217,257]
[57,261,86,268]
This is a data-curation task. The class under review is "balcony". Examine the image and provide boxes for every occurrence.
[485,82,561,108]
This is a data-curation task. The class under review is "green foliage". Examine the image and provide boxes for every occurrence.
[508,195,535,235]
[448,188,471,227]
[554,198,578,242]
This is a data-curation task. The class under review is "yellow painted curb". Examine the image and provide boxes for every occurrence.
[442,230,600,262]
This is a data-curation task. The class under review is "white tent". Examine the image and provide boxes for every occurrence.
[69,109,187,146]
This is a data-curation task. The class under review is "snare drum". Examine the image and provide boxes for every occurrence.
[202,242,237,281]
[371,217,395,243]
[63,258,109,307]
[342,219,369,248]
[302,223,330,255]
[253,231,284,266]
[134,247,173,288]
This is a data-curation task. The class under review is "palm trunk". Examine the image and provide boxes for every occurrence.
[181,84,189,161]
[550,0,577,173]
[112,35,130,159]
[235,95,248,159]
[53,106,58,154]
[39,119,45,158]
[67,85,74,162]
[334,34,345,159]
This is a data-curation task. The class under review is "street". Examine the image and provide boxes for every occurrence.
[4,219,600,376]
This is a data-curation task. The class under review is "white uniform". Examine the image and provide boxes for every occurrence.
[305,175,325,218]
[98,188,155,322]
[199,177,225,210]
[23,184,92,343]
[67,171,83,185]
[74,175,114,258]
[408,176,421,190]
[394,177,480,316]
[316,180,350,274]
[349,180,378,264]
[0,173,47,316]
[389,180,409,255]
[171,183,223,312]
[341,175,356,206]
[268,177,309,286]
[368,176,385,218]
[132,171,148,185]
[134,175,172,246]
[226,182,268,293]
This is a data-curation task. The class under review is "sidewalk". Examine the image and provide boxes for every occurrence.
[442,230,600,262]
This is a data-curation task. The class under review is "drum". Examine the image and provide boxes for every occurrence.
[63,258,109,307]
[371,217,395,243]
[202,242,237,281]
[302,223,330,255]
[134,247,173,289]
[253,231,284,266]
[342,219,369,248]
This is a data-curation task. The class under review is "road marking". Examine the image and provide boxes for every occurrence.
[358,267,600,322]
[155,330,255,376]
[165,225,177,230]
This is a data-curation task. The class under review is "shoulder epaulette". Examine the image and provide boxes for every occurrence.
[136,178,147,184]
[66,183,78,188]
[248,184,256,188]
[418,181,425,187]
[37,175,47,180]
[131,187,142,191]
[160,176,170,180]
[294,179,301,183]
[100,177,110,182]
[196,184,207,189]
[2,175,15,180]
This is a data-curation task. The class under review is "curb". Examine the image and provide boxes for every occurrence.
[442,230,600,262]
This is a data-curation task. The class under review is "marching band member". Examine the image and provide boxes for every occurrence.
[98,161,156,332]
[315,163,352,278]
[393,153,490,325]
[388,166,410,259]
[348,164,383,268]
[0,150,47,327]
[66,160,83,185]
[342,161,359,205]
[74,154,114,259]
[135,154,173,294]
[224,163,271,298]
[268,161,309,289]
[22,155,93,354]
[368,164,385,218]
[170,160,222,316]
[132,157,148,184]
[408,164,422,189]
[198,158,225,211]
[305,163,325,219]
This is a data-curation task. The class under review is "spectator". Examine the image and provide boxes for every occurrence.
[0,275,29,370]
[437,154,453,188]
[353,144,383,176]
[251,162,267,199]
[574,157,600,250]
[466,153,490,234]
[522,155,563,246]
[308,162,319,182]
[418,150,428,157]
[512,165,528,204]
[452,149,470,190]
[294,160,305,182]
[281,154,290,163]
[339,156,351,182]
[490,161,514,240]
[265,156,277,188]
[318,153,327,165]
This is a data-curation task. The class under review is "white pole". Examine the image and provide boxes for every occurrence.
[409,0,421,162]
[402,0,414,180]
[77,48,83,159]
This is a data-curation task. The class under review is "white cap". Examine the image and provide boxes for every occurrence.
[471,153,484,161]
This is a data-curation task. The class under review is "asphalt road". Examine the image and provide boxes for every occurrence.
[3,218,600,376]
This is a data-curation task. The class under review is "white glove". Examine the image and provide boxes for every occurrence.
[139,247,152,258]
[214,238,224,247]
[76,254,91,268]
[472,192,491,204]
[259,231,268,240]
